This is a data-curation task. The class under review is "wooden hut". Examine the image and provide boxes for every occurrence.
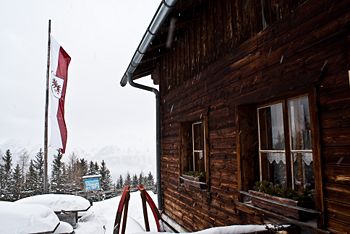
[120,0,350,232]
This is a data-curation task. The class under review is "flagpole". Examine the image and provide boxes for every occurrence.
[44,19,51,194]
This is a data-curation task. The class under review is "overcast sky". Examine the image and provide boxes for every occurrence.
[0,0,160,178]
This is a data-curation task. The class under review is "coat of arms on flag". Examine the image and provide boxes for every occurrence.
[51,75,64,99]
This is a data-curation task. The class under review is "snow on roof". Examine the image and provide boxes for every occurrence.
[0,201,60,234]
[82,174,102,179]
[15,194,91,212]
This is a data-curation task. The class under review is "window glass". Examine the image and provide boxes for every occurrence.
[292,152,314,190]
[194,151,205,172]
[260,152,287,186]
[193,122,204,151]
[288,96,312,150]
[288,96,314,190]
[258,103,285,150]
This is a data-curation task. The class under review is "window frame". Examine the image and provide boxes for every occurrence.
[191,121,206,173]
[236,91,325,227]
[257,95,314,190]
[179,113,210,189]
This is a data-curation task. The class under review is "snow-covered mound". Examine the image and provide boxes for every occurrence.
[0,201,60,234]
[15,194,91,212]
[54,221,74,234]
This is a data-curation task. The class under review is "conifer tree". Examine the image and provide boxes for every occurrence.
[88,161,95,175]
[77,158,88,190]
[100,160,112,191]
[132,174,138,188]
[146,171,155,188]
[124,172,131,186]
[94,162,99,173]
[2,149,13,199]
[50,150,64,193]
[138,172,145,185]
[116,175,123,189]
[25,160,38,194]
[11,164,22,200]
[79,158,88,176]
[33,149,44,194]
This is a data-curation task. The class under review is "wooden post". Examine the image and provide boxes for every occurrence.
[140,187,150,231]
[44,19,51,194]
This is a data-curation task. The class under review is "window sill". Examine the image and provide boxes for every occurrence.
[179,175,207,190]
[236,191,328,233]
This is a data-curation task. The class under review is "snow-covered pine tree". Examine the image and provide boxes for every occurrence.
[11,164,22,201]
[1,149,13,200]
[138,172,145,185]
[79,158,88,176]
[115,175,122,189]
[50,150,64,193]
[124,172,131,186]
[94,162,99,173]
[33,149,44,194]
[77,158,88,190]
[132,174,138,188]
[146,171,155,188]
[88,161,95,175]
[25,160,38,195]
[100,160,112,191]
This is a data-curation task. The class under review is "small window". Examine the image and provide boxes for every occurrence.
[192,122,205,173]
[180,120,207,183]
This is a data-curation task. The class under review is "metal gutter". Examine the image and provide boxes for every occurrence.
[119,0,178,211]
[120,0,177,87]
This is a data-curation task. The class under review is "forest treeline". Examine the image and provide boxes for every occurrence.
[0,149,155,201]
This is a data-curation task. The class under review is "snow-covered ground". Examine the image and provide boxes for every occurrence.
[75,191,158,233]
[1,191,274,234]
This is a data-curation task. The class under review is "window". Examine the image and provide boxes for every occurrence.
[192,122,205,173]
[257,96,314,190]
[180,120,207,183]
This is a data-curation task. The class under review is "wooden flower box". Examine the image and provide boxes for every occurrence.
[248,190,315,221]
[180,175,207,190]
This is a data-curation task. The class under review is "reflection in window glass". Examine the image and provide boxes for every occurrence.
[258,103,285,150]
[288,97,312,150]
[288,96,314,190]
[292,152,314,190]
[193,123,204,151]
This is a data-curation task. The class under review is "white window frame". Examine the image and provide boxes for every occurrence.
[191,121,206,172]
[257,96,314,189]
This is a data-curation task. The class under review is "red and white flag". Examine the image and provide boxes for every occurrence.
[49,36,71,153]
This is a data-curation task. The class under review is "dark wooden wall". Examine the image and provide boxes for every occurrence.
[156,0,350,232]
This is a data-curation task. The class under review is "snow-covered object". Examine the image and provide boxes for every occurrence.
[133,224,287,234]
[54,221,74,234]
[16,194,91,212]
[0,201,60,234]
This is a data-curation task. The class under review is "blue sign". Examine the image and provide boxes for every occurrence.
[84,177,101,191]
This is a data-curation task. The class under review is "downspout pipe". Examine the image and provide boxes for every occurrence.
[127,73,163,211]
[120,0,178,211]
